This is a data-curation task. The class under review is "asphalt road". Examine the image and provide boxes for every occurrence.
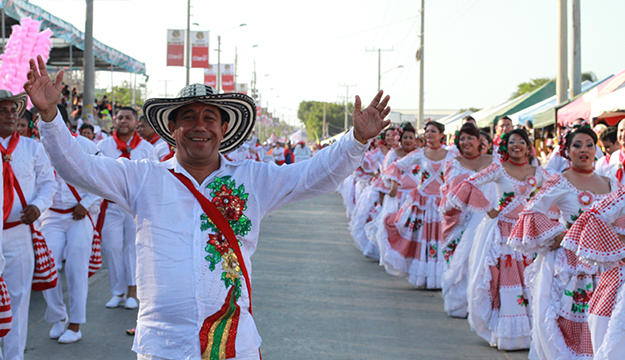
[20,192,529,360]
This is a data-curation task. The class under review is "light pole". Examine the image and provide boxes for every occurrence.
[84,0,95,122]
[193,23,246,93]
[380,65,404,89]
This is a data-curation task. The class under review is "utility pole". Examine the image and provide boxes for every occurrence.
[365,47,393,91]
[84,0,95,122]
[556,0,568,105]
[417,0,425,130]
[322,102,328,139]
[159,80,172,97]
[339,84,355,130]
[185,0,191,86]
[234,46,238,89]
[569,0,581,97]
[217,35,222,93]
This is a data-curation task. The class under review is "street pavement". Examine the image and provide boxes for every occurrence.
[20,192,529,359]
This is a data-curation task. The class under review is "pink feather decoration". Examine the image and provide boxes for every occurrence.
[0,17,53,108]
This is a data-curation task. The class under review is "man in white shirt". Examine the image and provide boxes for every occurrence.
[137,115,170,160]
[96,107,158,310]
[292,141,312,163]
[40,134,101,343]
[607,119,625,184]
[27,56,390,360]
[0,90,56,359]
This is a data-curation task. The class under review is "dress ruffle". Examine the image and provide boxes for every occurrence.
[446,182,492,214]
[509,211,566,254]
[563,211,625,268]
[595,273,625,360]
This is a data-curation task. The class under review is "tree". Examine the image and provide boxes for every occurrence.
[297,100,354,141]
[582,72,597,82]
[510,78,552,99]
[95,80,145,108]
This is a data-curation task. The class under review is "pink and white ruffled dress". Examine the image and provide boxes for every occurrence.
[563,187,625,360]
[509,173,619,360]
[439,158,496,317]
[375,148,453,288]
[446,159,548,350]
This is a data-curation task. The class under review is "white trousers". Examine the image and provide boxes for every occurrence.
[39,211,92,324]
[136,348,261,360]
[101,204,136,296]
[0,225,34,360]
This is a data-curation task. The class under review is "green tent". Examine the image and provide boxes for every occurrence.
[476,81,556,128]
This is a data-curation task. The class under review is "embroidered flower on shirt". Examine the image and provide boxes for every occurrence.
[199,176,251,299]
[526,176,537,187]
[517,295,528,307]
[412,165,420,175]
[498,192,515,211]
[428,244,437,259]
[565,283,593,313]
[443,232,462,264]
[420,171,430,183]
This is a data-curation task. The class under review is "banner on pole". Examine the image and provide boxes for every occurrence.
[235,83,248,94]
[221,63,235,92]
[166,29,185,67]
[204,65,217,87]
[191,31,209,68]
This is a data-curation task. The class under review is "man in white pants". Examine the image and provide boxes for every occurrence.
[96,107,158,309]
[0,90,56,360]
[40,133,101,343]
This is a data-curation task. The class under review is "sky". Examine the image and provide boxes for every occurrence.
[26,0,625,127]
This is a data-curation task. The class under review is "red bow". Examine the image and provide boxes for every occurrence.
[617,151,625,183]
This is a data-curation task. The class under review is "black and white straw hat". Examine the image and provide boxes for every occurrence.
[0,90,28,118]
[142,84,256,153]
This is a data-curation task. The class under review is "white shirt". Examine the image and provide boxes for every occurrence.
[49,135,102,212]
[272,146,285,162]
[97,133,158,162]
[40,113,367,359]
[1,134,56,223]
[153,138,171,161]
[293,145,312,162]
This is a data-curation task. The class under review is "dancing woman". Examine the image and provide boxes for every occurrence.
[440,123,495,317]
[351,128,396,257]
[378,121,453,288]
[363,123,417,260]
[563,187,625,359]
[509,125,616,359]
[445,129,549,350]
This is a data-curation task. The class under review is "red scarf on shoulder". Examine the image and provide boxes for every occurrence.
[112,131,142,159]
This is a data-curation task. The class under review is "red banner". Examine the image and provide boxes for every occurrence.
[204,66,217,88]
[167,29,185,67]
[204,74,216,87]
[191,31,209,68]
[222,75,234,92]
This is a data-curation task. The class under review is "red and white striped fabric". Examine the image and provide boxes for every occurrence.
[564,210,625,267]
[88,229,102,277]
[0,276,11,337]
[31,227,58,291]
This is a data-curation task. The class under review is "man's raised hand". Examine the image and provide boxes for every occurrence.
[23,55,64,122]
[352,90,391,144]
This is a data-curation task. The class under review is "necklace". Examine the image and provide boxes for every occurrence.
[506,159,528,166]
[462,153,481,160]
[427,143,442,150]
[572,166,593,174]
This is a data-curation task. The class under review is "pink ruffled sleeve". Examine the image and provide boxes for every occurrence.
[509,211,565,253]
[445,162,501,213]
[383,162,402,185]
[563,187,625,267]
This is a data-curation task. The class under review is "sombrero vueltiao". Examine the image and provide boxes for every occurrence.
[142,84,256,154]
[0,90,28,118]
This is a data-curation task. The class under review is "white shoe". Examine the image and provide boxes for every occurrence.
[58,329,82,344]
[105,295,125,308]
[124,297,138,309]
[49,318,68,339]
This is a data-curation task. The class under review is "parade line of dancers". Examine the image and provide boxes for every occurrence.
[339,116,625,360]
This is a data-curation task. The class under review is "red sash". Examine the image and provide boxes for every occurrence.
[1,132,20,225]
[161,145,175,162]
[61,182,103,278]
[616,150,625,183]
[169,169,258,359]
